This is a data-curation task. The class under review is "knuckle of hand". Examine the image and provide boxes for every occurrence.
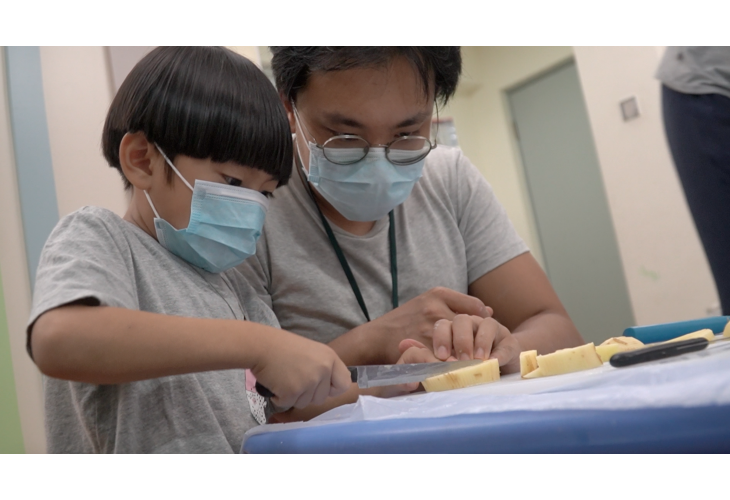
[422,302,442,320]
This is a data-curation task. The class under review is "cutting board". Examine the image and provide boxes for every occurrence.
[434,334,730,398]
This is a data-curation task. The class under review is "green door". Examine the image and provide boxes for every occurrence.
[508,60,635,344]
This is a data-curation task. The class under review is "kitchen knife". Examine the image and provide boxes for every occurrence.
[255,359,484,398]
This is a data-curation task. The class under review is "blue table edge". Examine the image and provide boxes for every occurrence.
[242,404,730,453]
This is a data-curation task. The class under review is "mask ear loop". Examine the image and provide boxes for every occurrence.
[431,104,440,148]
[145,145,194,221]
[154,144,194,191]
[290,103,312,177]
[144,191,161,219]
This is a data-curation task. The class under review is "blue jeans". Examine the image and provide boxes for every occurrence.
[662,85,730,314]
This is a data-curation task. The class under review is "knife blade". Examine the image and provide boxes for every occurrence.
[255,359,483,398]
[350,359,484,388]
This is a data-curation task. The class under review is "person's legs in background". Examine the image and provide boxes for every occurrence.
[662,85,730,315]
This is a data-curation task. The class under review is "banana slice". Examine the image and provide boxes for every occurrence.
[596,336,644,362]
[520,350,538,377]
[663,328,714,344]
[600,336,644,347]
[422,358,500,392]
[523,343,602,379]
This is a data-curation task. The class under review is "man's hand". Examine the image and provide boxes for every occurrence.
[335,287,493,365]
[401,315,522,373]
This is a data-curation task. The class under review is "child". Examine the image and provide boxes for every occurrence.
[26,46,351,453]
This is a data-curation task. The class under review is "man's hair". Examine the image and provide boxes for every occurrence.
[270,47,461,105]
[102,46,292,190]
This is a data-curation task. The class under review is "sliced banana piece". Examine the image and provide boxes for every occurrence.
[523,343,602,379]
[596,336,644,363]
[520,350,538,377]
[422,358,500,392]
[663,328,714,344]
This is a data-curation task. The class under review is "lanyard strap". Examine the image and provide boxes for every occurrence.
[306,187,398,322]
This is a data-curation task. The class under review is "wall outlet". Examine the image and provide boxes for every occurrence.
[620,96,641,121]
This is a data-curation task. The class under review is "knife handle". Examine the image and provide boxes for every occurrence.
[255,367,359,399]
[609,337,709,368]
[255,381,275,398]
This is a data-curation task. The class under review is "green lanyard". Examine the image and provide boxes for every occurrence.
[306,186,398,322]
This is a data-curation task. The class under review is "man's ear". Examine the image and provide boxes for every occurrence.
[280,93,296,134]
[119,132,157,191]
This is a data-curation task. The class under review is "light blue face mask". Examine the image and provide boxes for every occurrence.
[144,147,269,274]
[293,124,425,222]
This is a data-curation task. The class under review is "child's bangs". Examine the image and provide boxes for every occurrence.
[157,65,293,184]
[131,47,292,185]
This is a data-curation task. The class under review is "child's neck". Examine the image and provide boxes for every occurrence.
[124,190,158,241]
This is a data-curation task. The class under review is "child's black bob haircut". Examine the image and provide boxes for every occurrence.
[103,46,292,190]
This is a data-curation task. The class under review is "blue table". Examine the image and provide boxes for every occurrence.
[243,405,730,453]
[242,339,730,453]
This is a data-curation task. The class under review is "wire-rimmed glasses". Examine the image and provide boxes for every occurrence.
[293,104,437,166]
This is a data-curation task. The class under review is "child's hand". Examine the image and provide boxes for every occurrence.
[251,330,352,411]
[373,339,441,398]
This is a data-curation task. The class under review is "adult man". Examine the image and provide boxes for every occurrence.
[238,47,583,417]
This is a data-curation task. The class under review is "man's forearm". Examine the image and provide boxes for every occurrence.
[511,309,584,356]
[327,323,387,366]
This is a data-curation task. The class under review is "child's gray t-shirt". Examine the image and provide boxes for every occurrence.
[28,206,278,453]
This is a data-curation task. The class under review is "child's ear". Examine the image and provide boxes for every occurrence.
[119,132,157,191]
[280,93,296,134]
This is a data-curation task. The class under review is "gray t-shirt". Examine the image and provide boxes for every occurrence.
[237,146,529,344]
[656,47,730,99]
[28,206,279,453]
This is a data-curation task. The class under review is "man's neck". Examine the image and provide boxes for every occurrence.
[297,166,376,236]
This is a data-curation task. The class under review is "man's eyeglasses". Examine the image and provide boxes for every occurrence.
[293,104,437,166]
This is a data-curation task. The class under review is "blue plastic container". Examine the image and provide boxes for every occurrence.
[623,316,730,344]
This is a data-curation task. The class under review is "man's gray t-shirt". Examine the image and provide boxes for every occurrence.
[237,146,529,344]
[28,206,278,453]
[657,47,730,99]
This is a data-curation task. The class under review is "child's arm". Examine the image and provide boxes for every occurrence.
[31,304,351,410]
[269,339,441,423]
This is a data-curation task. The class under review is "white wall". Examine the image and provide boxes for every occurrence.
[228,46,261,66]
[38,45,261,221]
[444,46,575,267]
[574,46,718,325]
[40,46,129,218]
[0,49,46,453]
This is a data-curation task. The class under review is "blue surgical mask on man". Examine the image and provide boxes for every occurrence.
[292,113,425,222]
[144,146,269,273]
